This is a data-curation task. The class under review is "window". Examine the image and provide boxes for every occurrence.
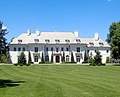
[66,47,69,51]
[65,39,70,43]
[35,47,38,52]
[107,50,109,53]
[99,42,104,46]
[18,47,21,51]
[18,39,22,43]
[23,47,25,51]
[56,47,59,52]
[76,47,80,52]
[51,47,53,51]
[45,39,50,43]
[34,56,38,62]
[66,55,69,62]
[76,56,80,62]
[89,42,94,46]
[61,47,64,51]
[14,47,16,51]
[34,39,39,43]
[46,47,48,51]
[76,39,80,43]
[55,39,60,43]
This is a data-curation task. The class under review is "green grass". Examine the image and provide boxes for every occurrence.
[0,64,120,97]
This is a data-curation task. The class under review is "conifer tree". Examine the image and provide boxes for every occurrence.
[62,52,65,63]
[28,51,32,63]
[41,52,45,63]
[84,50,88,63]
[18,52,26,65]
[51,52,53,63]
[71,52,74,63]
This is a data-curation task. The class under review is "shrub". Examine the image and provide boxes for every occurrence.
[18,52,26,65]
[71,52,75,63]
[88,52,94,63]
[83,51,88,63]
[0,54,7,63]
[89,51,105,66]
[106,57,110,63]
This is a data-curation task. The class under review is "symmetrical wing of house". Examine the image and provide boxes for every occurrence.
[9,29,110,64]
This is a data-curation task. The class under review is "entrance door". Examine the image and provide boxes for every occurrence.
[76,56,80,63]
[56,56,60,63]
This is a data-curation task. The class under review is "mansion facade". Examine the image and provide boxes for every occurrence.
[9,29,110,64]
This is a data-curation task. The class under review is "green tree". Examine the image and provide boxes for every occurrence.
[18,52,26,65]
[71,52,75,63]
[62,52,65,63]
[83,51,88,63]
[41,52,45,63]
[106,57,110,63]
[106,21,120,59]
[94,51,102,66]
[28,51,32,64]
[51,52,53,63]
[88,52,94,63]
[0,21,8,55]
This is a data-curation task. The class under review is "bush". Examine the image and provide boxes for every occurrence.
[106,57,110,63]
[89,51,105,66]
[26,64,31,66]
[18,52,26,65]
[14,64,18,66]
[0,54,7,63]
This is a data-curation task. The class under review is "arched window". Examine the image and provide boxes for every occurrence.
[76,56,80,62]
[66,55,69,62]
[34,56,38,62]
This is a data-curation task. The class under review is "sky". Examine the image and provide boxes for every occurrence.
[0,0,120,42]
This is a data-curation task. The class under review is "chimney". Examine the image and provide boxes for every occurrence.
[94,32,99,41]
[36,29,40,36]
[74,31,78,37]
[27,29,31,36]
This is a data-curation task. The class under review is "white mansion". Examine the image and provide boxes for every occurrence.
[9,29,110,64]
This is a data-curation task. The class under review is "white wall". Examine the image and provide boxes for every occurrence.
[9,44,110,64]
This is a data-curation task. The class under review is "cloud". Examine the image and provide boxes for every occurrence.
[108,0,112,2]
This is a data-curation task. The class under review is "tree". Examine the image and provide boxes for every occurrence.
[83,51,88,63]
[106,57,110,63]
[41,52,45,63]
[106,21,120,59]
[0,21,8,55]
[93,51,102,66]
[62,52,65,63]
[18,52,26,65]
[28,51,32,64]
[51,52,53,63]
[71,52,75,63]
[0,21,9,63]
[88,52,94,63]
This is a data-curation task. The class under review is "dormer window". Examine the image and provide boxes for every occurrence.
[65,39,70,43]
[76,39,80,43]
[18,39,22,43]
[34,39,39,43]
[45,39,50,43]
[99,42,104,46]
[55,39,60,43]
[89,42,94,46]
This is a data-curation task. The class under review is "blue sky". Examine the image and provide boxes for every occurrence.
[0,0,120,42]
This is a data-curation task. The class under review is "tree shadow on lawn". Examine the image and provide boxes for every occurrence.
[0,79,25,88]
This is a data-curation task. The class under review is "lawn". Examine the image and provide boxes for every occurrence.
[0,64,120,97]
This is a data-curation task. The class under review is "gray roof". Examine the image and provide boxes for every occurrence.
[10,31,110,47]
